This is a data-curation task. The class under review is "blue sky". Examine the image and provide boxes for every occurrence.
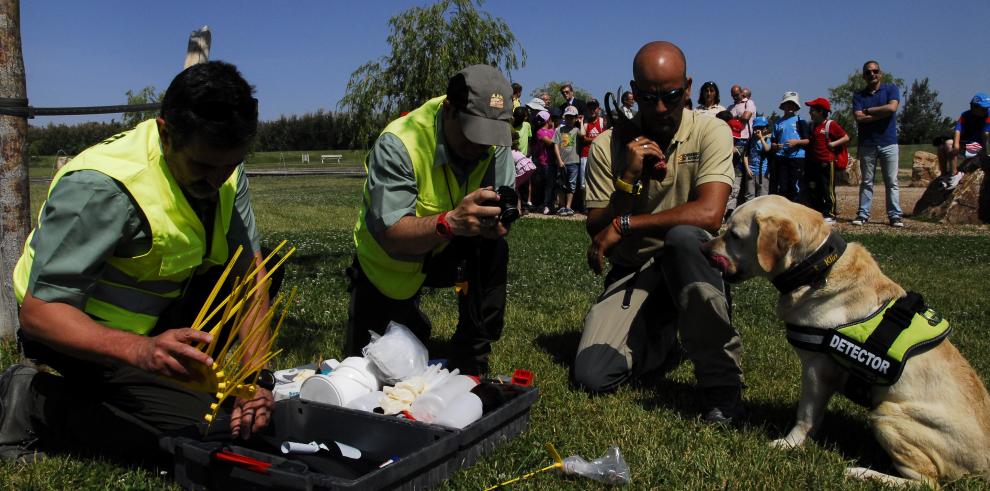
[20,1,990,126]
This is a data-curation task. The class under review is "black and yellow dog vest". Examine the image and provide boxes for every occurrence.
[785,292,950,387]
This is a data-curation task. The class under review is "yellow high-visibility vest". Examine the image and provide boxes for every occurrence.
[13,119,237,335]
[353,97,494,300]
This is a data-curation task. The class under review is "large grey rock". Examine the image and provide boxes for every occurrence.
[913,157,989,224]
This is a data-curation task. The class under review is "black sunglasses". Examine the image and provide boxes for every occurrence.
[634,86,687,106]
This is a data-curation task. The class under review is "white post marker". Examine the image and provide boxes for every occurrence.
[183,25,211,69]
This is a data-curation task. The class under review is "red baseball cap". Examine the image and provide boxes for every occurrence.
[805,97,831,112]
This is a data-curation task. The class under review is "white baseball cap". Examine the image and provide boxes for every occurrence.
[563,105,579,116]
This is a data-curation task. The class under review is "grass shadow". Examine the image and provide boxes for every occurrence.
[816,410,893,472]
[533,331,581,373]
[742,395,894,474]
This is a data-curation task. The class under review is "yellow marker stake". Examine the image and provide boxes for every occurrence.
[483,443,564,490]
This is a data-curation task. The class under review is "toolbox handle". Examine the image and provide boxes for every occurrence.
[213,449,272,473]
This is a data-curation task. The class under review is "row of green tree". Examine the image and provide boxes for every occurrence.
[27,0,956,157]
[27,108,388,156]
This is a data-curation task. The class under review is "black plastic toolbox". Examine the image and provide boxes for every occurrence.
[163,384,538,490]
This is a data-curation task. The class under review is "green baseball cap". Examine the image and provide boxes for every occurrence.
[446,64,513,147]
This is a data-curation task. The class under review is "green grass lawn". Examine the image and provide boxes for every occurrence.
[3,175,990,489]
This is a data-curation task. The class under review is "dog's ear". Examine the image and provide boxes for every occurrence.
[756,213,799,273]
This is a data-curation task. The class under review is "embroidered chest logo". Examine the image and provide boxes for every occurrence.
[489,94,505,109]
[678,152,700,165]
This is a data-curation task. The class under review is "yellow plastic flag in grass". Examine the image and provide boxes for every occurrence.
[484,443,564,490]
[170,241,297,431]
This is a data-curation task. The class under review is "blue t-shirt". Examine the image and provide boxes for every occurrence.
[853,83,900,146]
[955,110,990,145]
[772,115,806,159]
[747,138,769,176]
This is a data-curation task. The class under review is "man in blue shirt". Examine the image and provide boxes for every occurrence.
[852,60,903,227]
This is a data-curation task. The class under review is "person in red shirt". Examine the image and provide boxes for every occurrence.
[804,98,849,222]
[578,99,608,212]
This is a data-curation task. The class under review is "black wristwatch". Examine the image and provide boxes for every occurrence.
[255,369,276,391]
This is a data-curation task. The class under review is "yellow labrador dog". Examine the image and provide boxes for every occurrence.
[704,195,990,486]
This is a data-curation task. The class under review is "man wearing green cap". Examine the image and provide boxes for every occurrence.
[347,64,516,376]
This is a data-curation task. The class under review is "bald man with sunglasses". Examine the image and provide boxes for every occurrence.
[575,41,744,424]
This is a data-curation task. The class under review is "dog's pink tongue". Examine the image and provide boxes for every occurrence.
[710,254,730,273]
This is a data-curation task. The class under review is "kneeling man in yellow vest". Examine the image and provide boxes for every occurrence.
[1,61,277,465]
[347,65,516,376]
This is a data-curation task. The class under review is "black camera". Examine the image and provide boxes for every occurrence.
[483,185,520,226]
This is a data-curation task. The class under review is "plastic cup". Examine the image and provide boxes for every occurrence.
[337,357,382,390]
[333,365,380,391]
[433,392,483,429]
[345,390,385,412]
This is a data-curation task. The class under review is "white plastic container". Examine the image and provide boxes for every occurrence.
[409,375,478,423]
[300,374,371,407]
[433,392,483,429]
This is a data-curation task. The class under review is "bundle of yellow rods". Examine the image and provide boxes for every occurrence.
[171,240,297,430]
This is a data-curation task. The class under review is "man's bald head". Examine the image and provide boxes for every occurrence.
[730,85,742,102]
[629,41,692,141]
[632,41,687,84]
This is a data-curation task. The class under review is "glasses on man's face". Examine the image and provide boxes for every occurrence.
[635,86,687,107]
[864,69,881,75]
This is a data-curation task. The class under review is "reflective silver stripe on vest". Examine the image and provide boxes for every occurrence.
[787,330,826,346]
[89,281,174,316]
[102,264,183,295]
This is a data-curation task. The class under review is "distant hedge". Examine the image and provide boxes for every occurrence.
[27,110,392,155]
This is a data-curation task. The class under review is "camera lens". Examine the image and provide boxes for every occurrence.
[495,186,519,226]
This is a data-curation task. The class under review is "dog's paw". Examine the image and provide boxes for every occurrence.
[844,467,916,486]
[769,437,801,449]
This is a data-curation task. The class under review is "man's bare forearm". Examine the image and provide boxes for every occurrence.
[19,293,144,367]
[380,214,446,256]
[586,192,637,237]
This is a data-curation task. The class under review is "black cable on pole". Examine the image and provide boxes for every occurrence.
[0,98,160,118]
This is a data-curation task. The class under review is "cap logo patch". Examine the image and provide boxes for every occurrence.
[489,94,505,109]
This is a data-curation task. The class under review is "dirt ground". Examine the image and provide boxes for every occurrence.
[524,185,989,236]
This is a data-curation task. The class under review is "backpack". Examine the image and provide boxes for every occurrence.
[824,120,849,170]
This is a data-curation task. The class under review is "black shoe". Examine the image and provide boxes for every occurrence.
[0,364,38,448]
[700,385,745,426]
[0,445,45,464]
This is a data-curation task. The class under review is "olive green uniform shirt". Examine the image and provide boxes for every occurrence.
[585,109,734,267]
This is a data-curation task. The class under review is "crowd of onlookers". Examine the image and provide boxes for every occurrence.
[508,59,990,228]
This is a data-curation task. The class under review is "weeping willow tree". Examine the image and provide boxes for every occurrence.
[338,0,525,147]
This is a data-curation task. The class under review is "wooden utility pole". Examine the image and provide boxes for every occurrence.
[184,25,211,69]
[0,0,28,340]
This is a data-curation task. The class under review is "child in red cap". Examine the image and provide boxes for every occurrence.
[805,97,849,222]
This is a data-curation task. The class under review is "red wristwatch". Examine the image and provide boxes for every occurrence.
[435,211,455,240]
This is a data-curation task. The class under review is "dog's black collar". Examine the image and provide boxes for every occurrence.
[772,232,847,294]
